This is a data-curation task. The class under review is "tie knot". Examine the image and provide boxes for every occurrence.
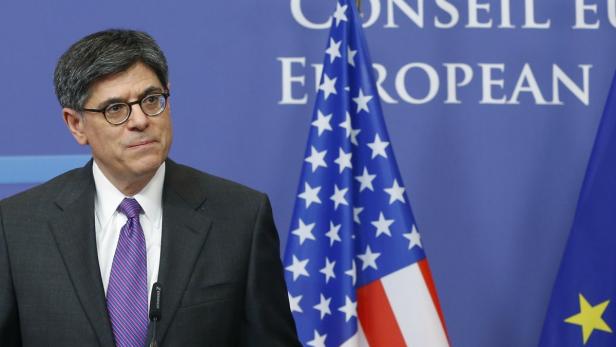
[117,198,143,219]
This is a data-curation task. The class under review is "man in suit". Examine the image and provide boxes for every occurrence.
[0,29,300,346]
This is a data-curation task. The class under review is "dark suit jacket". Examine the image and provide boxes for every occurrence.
[0,160,300,346]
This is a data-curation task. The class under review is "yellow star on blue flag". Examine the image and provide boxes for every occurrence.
[564,294,612,344]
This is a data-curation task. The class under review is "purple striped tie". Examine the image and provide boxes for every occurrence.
[107,198,148,347]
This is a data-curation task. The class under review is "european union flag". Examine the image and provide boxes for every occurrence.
[539,74,616,346]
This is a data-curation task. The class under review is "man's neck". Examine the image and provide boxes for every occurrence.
[93,161,159,196]
[113,177,153,197]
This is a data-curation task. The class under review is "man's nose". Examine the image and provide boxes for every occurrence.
[125,104,149,130]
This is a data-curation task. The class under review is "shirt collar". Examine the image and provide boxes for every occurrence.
[93,161,165,225]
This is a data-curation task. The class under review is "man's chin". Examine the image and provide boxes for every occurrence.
[127,156,164,177]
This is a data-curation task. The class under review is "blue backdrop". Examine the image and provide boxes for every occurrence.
[1,1,615,346]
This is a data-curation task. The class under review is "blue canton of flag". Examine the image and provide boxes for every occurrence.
[283,1,449,346]
[539,74,616,346]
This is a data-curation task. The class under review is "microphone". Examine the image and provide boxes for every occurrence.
[149,282,163,347]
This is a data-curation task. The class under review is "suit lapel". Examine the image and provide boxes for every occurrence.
[48,162,115,346]
[156,161,213,342]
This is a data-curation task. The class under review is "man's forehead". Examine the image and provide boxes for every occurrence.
[86,62,164,103]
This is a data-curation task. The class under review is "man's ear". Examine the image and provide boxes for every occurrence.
[166,83,172,108]
[62,108,89,145]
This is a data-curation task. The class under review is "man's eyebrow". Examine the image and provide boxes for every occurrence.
[94,86,165,109]
[142,86,165,96]
[94,97,124,109]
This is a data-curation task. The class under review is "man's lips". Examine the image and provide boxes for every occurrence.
[127,139,156,148]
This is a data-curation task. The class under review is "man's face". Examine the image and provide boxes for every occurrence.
[65,62,173,190]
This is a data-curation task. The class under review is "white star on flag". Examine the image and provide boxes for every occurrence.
[288,293,303,313]
[304,146,327,172]
[325,221,342,246]
[350,128,360,146]
[312,111,333,136]
[307,330,327,347]
[332,2,348,27]
[344,260,357,285]
[319,257,336,283]
[325,38,342,63]
[334,147,352,173]
[353,206,363,224]
[355,166,376,192]
[384,179,406,204]
[403,225,422,249]
[338,296,358,322]
[339,112,352,138]
[286,255,309,281]
[371,212,395,237]
[298,182,322,208]
[357,245,381,270]
[330,185,349,210]
[347,46,357,67]
[339,112,360,145]
[292,219,316,245]
[313,294,332,319]
[353,88,373,113]
[318,73,337,100]
[367,134,390,159]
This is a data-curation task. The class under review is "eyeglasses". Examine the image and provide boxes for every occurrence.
[82,92,170,125]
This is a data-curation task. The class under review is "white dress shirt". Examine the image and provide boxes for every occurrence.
[93,161,164,305]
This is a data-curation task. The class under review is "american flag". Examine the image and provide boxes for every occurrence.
[283,0,450,346]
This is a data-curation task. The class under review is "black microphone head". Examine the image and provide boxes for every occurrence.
[149,282,162,321]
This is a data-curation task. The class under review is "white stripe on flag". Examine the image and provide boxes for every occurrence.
[381,263,449,347]
[340,324,369,347]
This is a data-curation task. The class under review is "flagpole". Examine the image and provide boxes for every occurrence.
[356,0,362,15]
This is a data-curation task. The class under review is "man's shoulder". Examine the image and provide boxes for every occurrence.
[166,160,265,198]
[0,165,89,210]
[166,161,268,212]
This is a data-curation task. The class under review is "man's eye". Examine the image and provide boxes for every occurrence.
[106,104,125,114]
[143,95,159,104]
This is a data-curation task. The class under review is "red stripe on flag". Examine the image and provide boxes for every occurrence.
[357,279,407,347]
[418,259,450,341]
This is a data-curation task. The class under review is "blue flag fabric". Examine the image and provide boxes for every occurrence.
[539,74,616,346]
[282,1,449,346]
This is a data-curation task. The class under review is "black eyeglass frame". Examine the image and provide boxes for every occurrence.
[82,91,170,125]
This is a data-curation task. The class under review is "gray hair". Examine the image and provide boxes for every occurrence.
[54,29,169,110]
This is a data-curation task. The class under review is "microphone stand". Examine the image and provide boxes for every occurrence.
[149,282,162,347]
